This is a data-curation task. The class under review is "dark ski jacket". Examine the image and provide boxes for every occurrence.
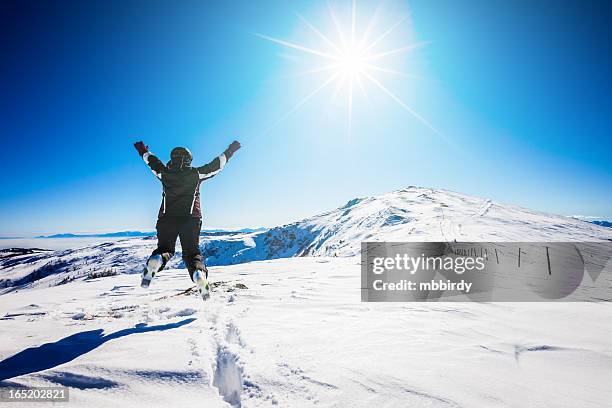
[142,151,230,218]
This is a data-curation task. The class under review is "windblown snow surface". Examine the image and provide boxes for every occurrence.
[1,187,611,407]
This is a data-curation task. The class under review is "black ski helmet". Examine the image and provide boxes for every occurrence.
[169,146,192,168]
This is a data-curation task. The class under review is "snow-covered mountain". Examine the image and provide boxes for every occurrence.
[2,187,612,408]
[207,186,611,264]
[2,187,611,292]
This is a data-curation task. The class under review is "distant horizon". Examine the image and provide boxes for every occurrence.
[2,187,611,239]
[0,226,268,239]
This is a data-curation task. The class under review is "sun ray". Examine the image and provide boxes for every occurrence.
[351,0,357,47]
[281,63,340,80]
[261,73,340,136]
[296,13,342,54]
[365,41,431,61]
[365,64,427,80]
[362,16,408,52]
[362,72,441,136]
[332,75,346,101]
[355,74,369,101]
[256,33,339,61]
[358,1,384,48]
[327,0,347,49]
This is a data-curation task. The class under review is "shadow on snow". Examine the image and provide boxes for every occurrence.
[0,318,196,382]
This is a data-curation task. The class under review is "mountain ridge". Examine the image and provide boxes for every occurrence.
[2,186,611,291]
[35,228,266,239]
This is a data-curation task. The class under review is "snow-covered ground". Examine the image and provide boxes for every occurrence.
[2,259,612,407]
[1,187,611,407]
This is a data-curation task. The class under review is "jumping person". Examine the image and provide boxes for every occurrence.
[133,140,241,299]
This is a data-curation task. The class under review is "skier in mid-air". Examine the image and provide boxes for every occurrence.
[134,140,241,299]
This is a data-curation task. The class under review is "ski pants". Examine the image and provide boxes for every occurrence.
[151,216,206,280]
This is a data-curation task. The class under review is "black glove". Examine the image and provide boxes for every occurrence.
[224,140,241,158]
[134,141,149,156]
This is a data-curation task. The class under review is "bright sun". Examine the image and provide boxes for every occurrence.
[338,45,368,78]
[258,0,439,136]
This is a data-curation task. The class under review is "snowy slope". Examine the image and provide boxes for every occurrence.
[1,259,611,407]
[200,186,612,265]
[1,187,612,407]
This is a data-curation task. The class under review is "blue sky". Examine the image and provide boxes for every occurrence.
[0,0,610,236]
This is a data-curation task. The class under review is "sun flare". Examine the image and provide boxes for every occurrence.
[258,0,439,136]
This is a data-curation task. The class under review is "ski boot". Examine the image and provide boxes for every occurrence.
[141,254,163,288]
[192,268,210,300]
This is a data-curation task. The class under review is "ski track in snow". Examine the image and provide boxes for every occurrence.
[477,199,493,217]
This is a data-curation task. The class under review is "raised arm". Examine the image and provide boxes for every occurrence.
[197,140,241,180]
[134,141,167,179]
